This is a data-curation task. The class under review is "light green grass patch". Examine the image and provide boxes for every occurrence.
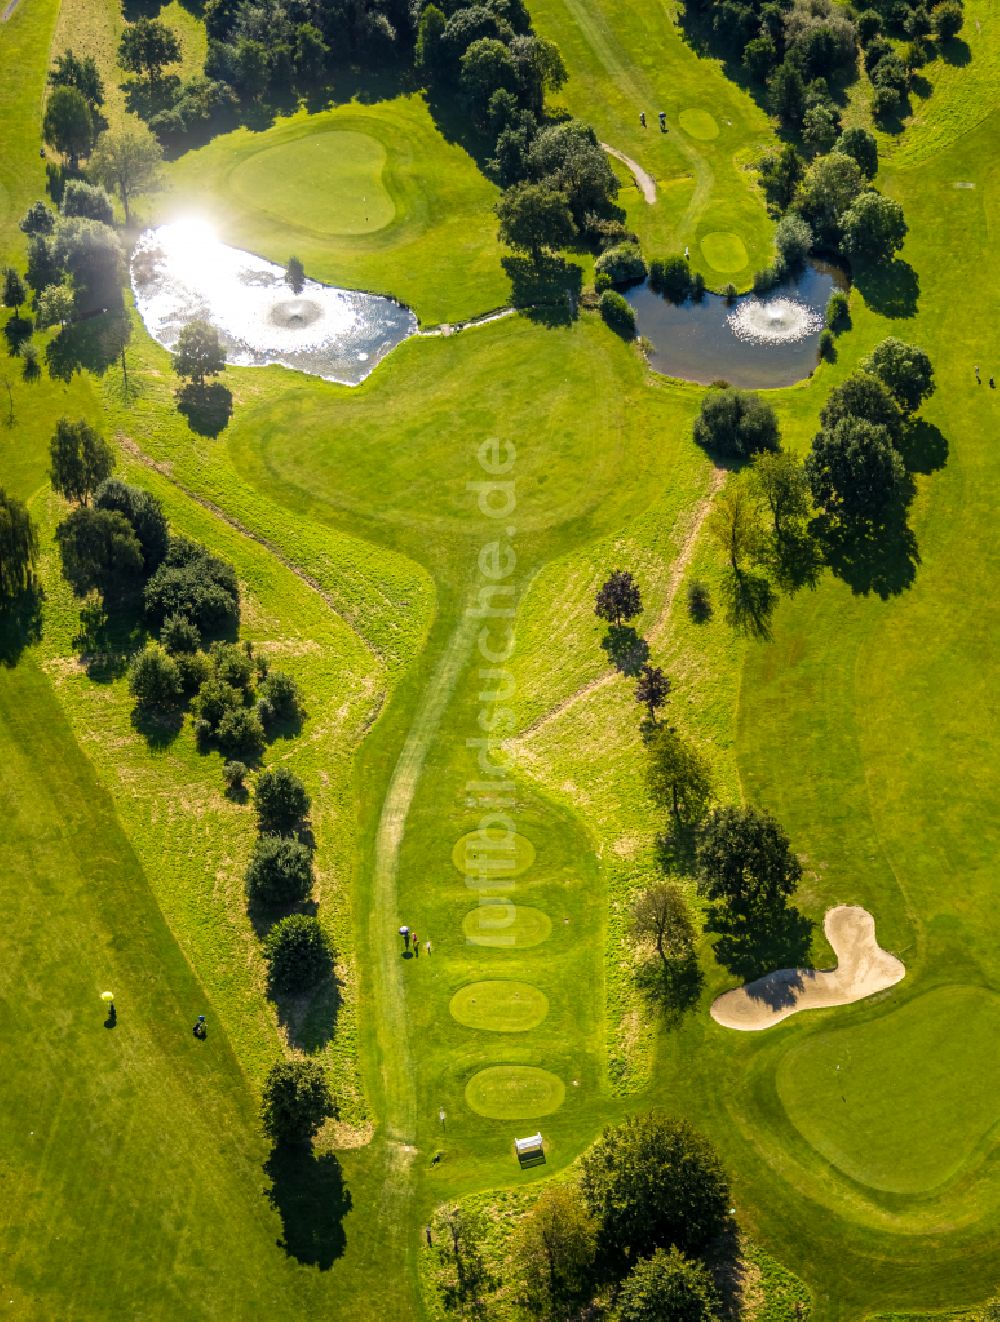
[465,1065,566,1118]
[452,828,536,879]
[679,108,720,140]
[700,230,749,272]
[462,904,553,948]
[450,981,550,1031]
[229,130,396,236]
[776,987,1000,1195]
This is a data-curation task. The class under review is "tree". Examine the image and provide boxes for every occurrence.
[794,150,864,246]
[258,669,303,722]
[692,388,779,460]
[261,1058,334,1146]
[708,484,765,572]
[649,256,692,302]
[3,268,25,315]
[61,179,114,225]
[768,61,805,125]
[217,704,266,758]
[805,417,905,522]
[495,182,576,263]
[36,282,74,329]
[128,642,183,709]
[90,120,164,225]
[861,336,935,413]
[696,805,802,918]
[635,664,670,722]
[579,1113,729,1266]
[245,834,313,905]
[774,213,812,269]
[840,190,907,264]
[415,3,447,77]
[255,765,311,834]
[514,1184,597,1319]
[618,1248,721,1322]
[51,217,125,313]
[758,144,804,212]
[43,87,93,168]
[50,49,105,110]
[55,506,144,599]
[460,38,520,119]
[119,18,182,83]
[285,256,305,295]
[0,490,38,600]
[820,372,903,445]
[932,0,963,39]
[631,882,696,965]
[527,120,618,224]
[50,417,115,504]
[145,536,240,634]
[263,914,333,993]
[835,127,879,180]
[599,289,636,338]
[173,319,227,387]
[646,726,713,828]
[20,201,55,236]
[222,759,249,792]
[161,612,201,654]
[748,450,810,536]
[94,477,169,572]
[802,103,838,155]
[743,33,778,82]
[595,568,642,627]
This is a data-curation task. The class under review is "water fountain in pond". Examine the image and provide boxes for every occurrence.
[131,220,417,386]
[727,295,822,345]
[624,259,845,389]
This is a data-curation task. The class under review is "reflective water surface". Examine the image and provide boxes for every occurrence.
[131,220,417,386]
[624,260,846,389]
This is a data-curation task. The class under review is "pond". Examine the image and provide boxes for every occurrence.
[624,261,846,389]
[131,220,417,386]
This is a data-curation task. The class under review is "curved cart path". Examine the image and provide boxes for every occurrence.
[602,144,657,203]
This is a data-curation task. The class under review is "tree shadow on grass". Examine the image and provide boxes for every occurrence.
[130,702,185,748]
[500,255,582,327]
[854,258,919,319]
[940,35,971,66]
[264,1146,351,1269]
[46,311,130,382]
[898,418,948,475]
[636,949,704,1025]
[273,973,342,1053]
[706,902,814,983]
[248,896,319,942]
[769,526,824,594]
[4,315,33,357]
[813,508,920,598]
[0,584,43,666]
[176,382,233,437]
[600,624,649,676]
[723,570,777,640]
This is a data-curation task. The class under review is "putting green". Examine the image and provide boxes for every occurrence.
[776,986,1000,1195]
[699,231,749,273]
[462,904,552,948]
[679,108,720,141]
[229,130,395,236]
[452,827,536,879]
[449,980,549,1031]
[465,1065,566,1118]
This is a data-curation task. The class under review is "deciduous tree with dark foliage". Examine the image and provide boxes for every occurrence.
[861,336,934,414]
[245,834,314,906]
[805,417,905,524]
[635,663,670,723]
[255,765,311,835]
[263,914,333,993]
[693,388,779,461]
[128,642,183,710]
[630,881,696,965]
[696,804,802,919]
[119,18,182,85]
[514,1183,597,1318]
[261,1058,335,1146]
[646,726,712,829]
[49,418,115,505]
[617,1247,721,1322]
[580,1113,729,1268]
[43,86,93,168]
[495,182,575,263]
[595,568,642,627]
[173,319,227,387]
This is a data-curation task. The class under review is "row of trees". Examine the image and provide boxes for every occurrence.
[432,1112,730,1320]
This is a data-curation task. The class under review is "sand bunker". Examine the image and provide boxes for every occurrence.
[710,905,904,1031]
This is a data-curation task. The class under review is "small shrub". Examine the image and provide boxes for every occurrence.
[128,642,182,709]
[261,1058,335,1146]
[263,914,333,994]
[774,213,813,269]
[819,328,836,360]
[594,241,646,286]
[693,387,780,459]
[598,289,636,338]
[245,834,313,906]
[687,579,712,622]
[723,283,737,303]
[21,344,40,381]
[194,676,243,734]
[594,270,612,294]
[161,612,200,654]
[258,669,303,723]
[752,266,780,294]
[872,84,902,120]
[210,639,254,692]
[176,649,211,696]
[222,759,249,793]
[649,255,691,302]
[825,289,850,331]
[255,765,310,834]
[217,704,266,759]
